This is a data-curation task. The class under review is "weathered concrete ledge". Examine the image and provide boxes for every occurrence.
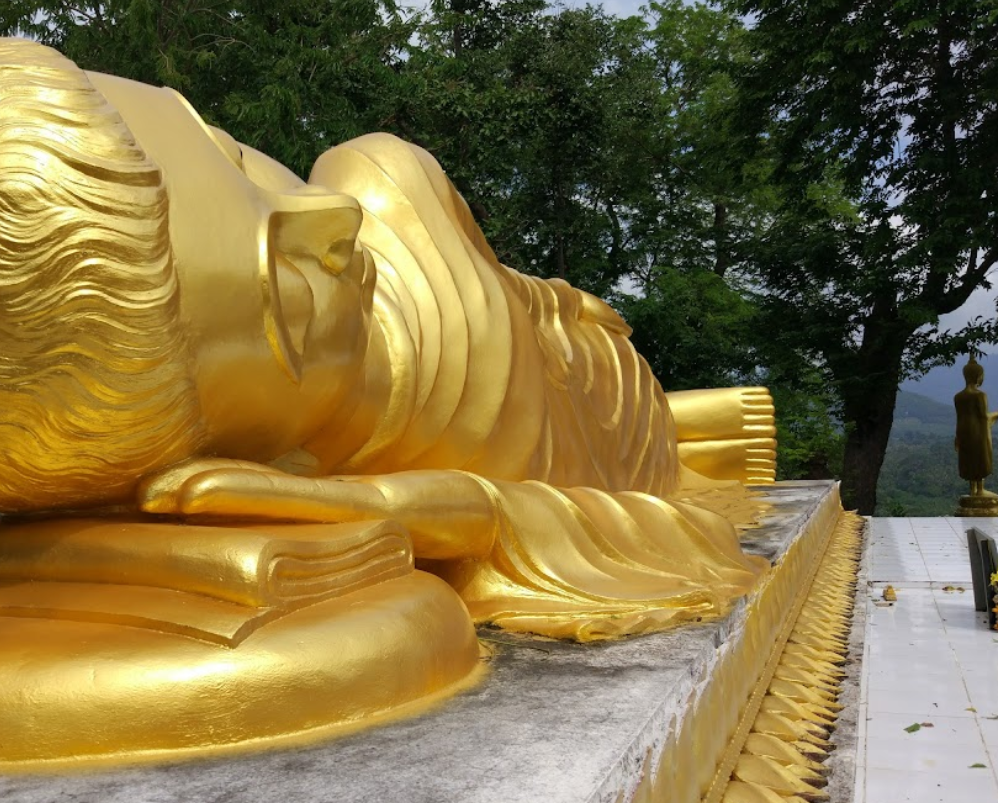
[1,481,841,803]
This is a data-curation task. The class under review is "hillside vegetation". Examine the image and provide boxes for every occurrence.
[875,390,980,516]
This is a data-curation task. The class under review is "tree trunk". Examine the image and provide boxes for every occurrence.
[840,382,900,515]
[712,202,729,277]
[555,232,567,280]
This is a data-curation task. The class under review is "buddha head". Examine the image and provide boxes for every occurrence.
[964,356,985,388]
[0,39,374,512]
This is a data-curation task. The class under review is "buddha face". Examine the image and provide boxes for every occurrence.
[86,73,375,462]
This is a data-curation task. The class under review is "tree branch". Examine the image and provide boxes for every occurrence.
[936,246,998,314]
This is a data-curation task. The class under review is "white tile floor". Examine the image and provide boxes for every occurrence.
[856,518,998,803]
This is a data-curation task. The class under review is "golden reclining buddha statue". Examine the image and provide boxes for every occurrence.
[0,38,778,766]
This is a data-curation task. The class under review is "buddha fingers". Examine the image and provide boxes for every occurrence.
[137,458,283,514]
[140,465,499,561]
[139,467,382,521]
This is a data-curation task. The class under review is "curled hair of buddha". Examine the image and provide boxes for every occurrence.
[964,356,984,386]
[0,39,203,512]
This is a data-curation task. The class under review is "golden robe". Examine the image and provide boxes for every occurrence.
[295,134,768,638]
[955,387,993,481]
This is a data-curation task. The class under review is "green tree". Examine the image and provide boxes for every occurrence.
[640,0,765,280]
[3,0,416,176]
[401,2,664,297]
[612,1,768,391]
[729,0,998,512]
[616,269,759,391]
[616,0,844,476]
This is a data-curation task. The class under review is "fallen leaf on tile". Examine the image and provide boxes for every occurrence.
[943,585,955,592]
[970,763,987,769]
[967,707,978,713]
[920,722,935,727]
[904,723,922,733]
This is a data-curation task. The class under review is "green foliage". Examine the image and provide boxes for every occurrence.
[875,392,968,516]
[614,268,758,391]
[402,2,663,296]
[3,0,417,177]
[876,430,966,516]
[642,0,775,281]
[769,376,844,482]
[727,0,998,511]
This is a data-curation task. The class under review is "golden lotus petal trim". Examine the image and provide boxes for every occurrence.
[710,511,863,803]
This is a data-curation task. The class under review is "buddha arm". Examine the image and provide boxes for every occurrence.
[665,387,777,485]
[138,461,497,560]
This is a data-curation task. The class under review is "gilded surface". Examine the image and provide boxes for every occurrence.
[954,357,998,514]
[955,358,998,488]
[0,37,780,764]
[714,509,863,803]
[619,489,861,803]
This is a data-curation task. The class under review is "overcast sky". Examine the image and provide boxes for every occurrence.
[564,0,998,341]
[419,0,997,346]
[568,0,648,17]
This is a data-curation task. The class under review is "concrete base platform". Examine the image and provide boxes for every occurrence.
[1,481,844,803]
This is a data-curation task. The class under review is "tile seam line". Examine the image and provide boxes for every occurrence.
[854,521,875,803]
[909,516,931,582]
[943,582,998,791]
[931,578,998,789]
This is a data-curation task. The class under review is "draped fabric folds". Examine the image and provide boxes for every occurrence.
[310,133,680,498]
[306,133,766,639]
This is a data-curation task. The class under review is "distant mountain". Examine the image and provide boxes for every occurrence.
[811,361,998,515]
[893,389,954,427]
[901,355,998,407]
[878,388,984,516]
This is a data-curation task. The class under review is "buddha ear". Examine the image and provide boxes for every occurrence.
[266,188,363,276]
[260,189,364,384]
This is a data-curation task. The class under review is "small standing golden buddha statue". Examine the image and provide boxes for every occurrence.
[0,37,779,766]
[955,356,998,515]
